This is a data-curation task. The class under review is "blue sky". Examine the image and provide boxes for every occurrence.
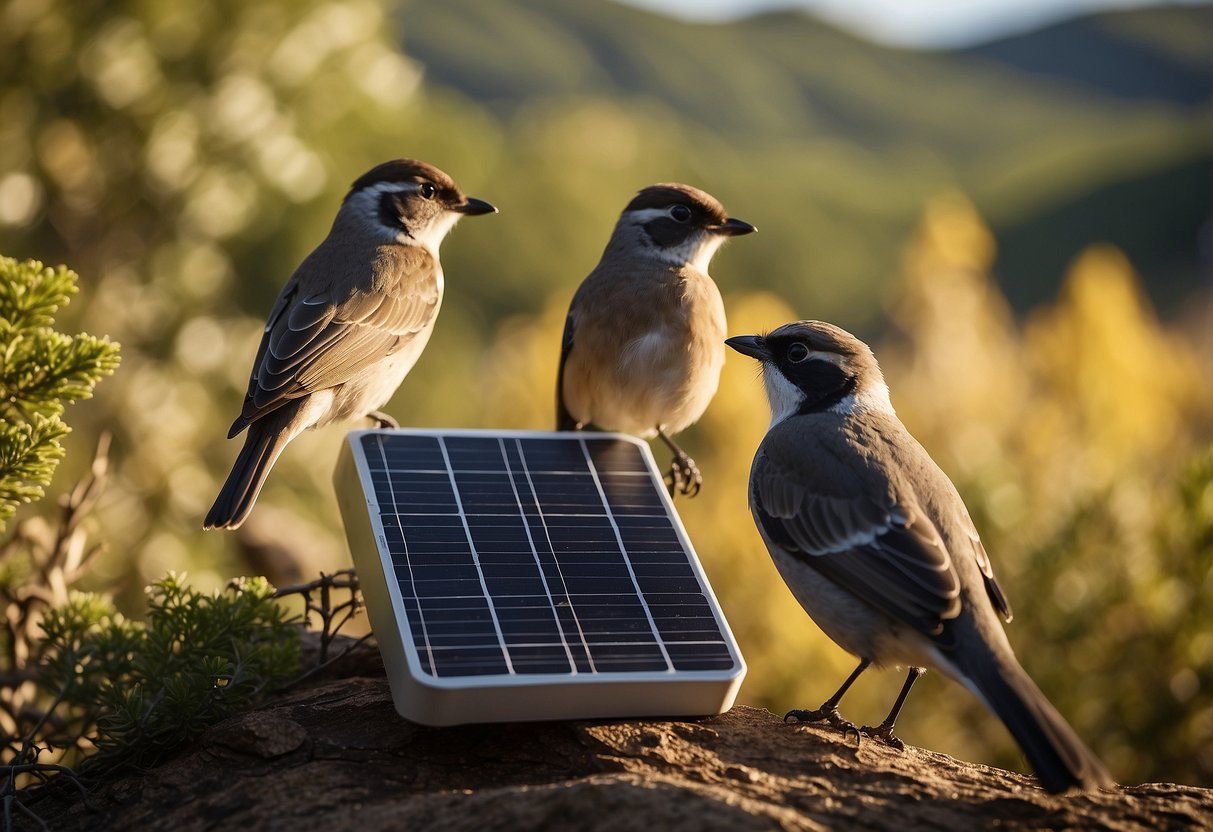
[618,0,1210,47]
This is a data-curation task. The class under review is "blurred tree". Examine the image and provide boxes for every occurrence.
[0,0,453,590]
[877,202,1213,785]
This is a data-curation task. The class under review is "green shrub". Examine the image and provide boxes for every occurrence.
[38,574,300,774]
[0,257,119,529]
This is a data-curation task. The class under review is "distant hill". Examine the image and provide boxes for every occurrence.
[961,4,1213,107]
[395,0,1211,316]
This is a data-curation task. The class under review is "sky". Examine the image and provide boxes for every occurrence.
[617,0,1209,47]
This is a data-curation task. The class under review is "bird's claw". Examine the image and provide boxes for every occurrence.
[368,410,399,429]
[784,706,862,746]
[665,453,702,498]
[860,723,905,751]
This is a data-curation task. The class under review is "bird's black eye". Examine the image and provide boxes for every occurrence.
[787,343,810,363]
[418,182,436,199]
[669,204,691,222]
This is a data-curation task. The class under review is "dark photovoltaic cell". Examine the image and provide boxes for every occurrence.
[361,432,737,680]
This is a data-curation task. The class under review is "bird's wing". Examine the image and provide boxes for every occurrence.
[751,420,963,637]
[230,246,440,436]
[555,310,578,430]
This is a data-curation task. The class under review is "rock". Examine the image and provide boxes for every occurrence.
[25,637,1212,831]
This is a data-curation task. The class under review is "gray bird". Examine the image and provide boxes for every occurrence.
[726,320,1112,794]
[557,183,755,496]
[205,159,496,530]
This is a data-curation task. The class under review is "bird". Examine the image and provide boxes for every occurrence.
[726,320,1113,794]
[204,159,496,530]
[556,183,755,496]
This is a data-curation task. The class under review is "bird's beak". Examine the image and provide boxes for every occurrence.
[725,334,770,360]
[713,217,757,236]
[455,197,497,216]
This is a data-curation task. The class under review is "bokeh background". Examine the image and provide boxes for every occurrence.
[2,0,1211,788]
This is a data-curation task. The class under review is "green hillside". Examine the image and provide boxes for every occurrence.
[397,0,1211,316]
[962,4,1213,106]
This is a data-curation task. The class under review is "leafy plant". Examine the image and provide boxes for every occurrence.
[0,258,119,530]
[36,574,300,775]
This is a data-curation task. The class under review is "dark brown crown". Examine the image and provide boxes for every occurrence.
[767,321,878,364]
[344,159,461,202]
[623,183,729,226]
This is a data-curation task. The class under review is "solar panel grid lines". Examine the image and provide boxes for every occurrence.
[335,428,745,726]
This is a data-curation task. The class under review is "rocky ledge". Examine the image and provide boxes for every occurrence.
[27,639,1211,831]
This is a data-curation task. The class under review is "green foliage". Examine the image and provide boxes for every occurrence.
[38,575,300,775]
[0,258,119,528]
[0,416,70,525]
[1001,447,1213,784]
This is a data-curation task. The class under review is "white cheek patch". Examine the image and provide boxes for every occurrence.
[762,364,806,427]
[647,230,725,271]
[345,182,418,243]
[763,351,895,423]
[346,182,465,255]
[624,207,674,224]
[619,209,727,271]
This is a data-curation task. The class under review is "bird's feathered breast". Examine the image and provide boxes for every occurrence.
[569,259,724,349]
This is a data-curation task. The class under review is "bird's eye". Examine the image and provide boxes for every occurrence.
[669,204,691,222]
[418,183,436,199]
[787,343,810,363]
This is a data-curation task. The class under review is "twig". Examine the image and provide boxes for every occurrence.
[272,569,363,663]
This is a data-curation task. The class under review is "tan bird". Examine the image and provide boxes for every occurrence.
[557,183,755,496]
[727,320,1113,794]
[205,159,496,530]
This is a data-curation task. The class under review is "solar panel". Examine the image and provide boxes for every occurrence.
[334,429,746,726]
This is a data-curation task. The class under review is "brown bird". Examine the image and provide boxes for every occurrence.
[556,183,755,496]
[205,159,496,529]
[727,320,1113,794]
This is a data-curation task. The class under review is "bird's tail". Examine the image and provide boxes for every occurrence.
[958,649,1114,794]
[203,420,294,530]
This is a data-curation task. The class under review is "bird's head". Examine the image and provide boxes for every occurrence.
[339,159,496,255]
[726,320,893,426]
[608,183,755,271]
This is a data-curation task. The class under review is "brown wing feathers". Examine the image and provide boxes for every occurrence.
[231,247,438,434]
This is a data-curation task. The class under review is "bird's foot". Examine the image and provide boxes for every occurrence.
[368,410,399,429]
[860,722,905,751]
[665,452,702,498]
[784,706,862,746]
